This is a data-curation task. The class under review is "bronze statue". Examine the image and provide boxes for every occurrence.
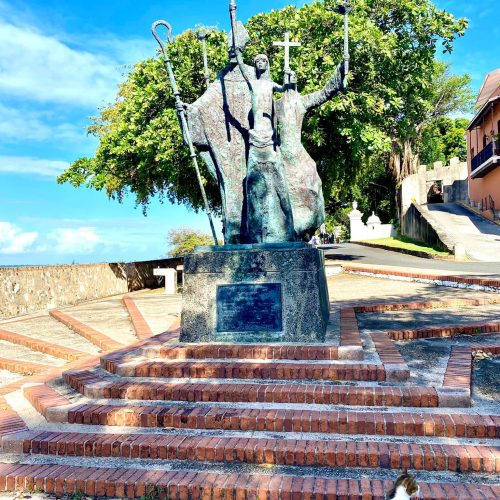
[153,0,351,244]
[183,21,256,244]
[276,64,345,240]
[230,3,295,243]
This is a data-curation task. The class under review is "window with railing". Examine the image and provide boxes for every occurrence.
[471,142,494,171]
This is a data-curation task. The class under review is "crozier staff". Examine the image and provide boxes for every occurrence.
[152,20,219,245]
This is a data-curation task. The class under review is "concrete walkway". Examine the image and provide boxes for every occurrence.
[424,203,500,262]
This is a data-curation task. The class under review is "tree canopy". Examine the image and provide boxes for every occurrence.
[419,117,470,166]
[167,228,213,257]
[58,0,469,222]
[388,61,473,182]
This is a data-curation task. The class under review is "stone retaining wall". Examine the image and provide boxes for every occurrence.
[0,258,183,319]
[401,203,451,252]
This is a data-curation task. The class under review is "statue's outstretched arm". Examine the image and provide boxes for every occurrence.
[273,82,285,93]
[235,51,253,90]
[272,68,292,93]
[229,2,253,91]
[302,61,345,112]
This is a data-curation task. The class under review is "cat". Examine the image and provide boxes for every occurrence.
[386,472,420,499]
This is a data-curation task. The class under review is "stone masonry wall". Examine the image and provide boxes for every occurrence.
[401,157,468,214]
[0,258,183,319]
[401,203,451,252]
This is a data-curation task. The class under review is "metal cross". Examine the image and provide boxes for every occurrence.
[273,32,301,70]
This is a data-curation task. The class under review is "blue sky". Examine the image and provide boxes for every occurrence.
[0,0,498,266]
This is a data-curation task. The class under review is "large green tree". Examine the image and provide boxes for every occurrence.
[388,61,473,183]
[419,117,470,166]
[58,0,468,221]
[167,228,213,257]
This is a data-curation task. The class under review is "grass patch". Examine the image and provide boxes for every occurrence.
[360,236,450,256]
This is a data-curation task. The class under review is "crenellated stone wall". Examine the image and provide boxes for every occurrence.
[0,258,183,319]
[401,157,468,215]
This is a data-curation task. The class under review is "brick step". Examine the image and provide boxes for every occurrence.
[354,297,500,312]
[387,321,500,340]
[104,359,392,382]
[141,343,362,361]
[12,431,499,473]
[49,309,123,351]
[0,396,28,439]
[64,370,442,407]
[0,462,498,499]
[0,357,52,375]
[342,264,500,290]
[56,403,499,438]
[0,328,85,361]
[122,296,153,340]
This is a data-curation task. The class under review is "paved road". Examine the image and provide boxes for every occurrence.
[424,203,500,262]
[322,242,500,276]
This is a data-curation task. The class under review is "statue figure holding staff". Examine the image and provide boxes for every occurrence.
[276,63,346,240]
[274,1,351,240]
[229,0,294,243]
[178,21,257,244]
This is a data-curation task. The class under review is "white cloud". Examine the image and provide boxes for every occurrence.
[0,102,87,143]
[48,227,102,254]
[0,20,122,108]
[22,217,165,253]
[0,156,69,178]
[0,222,38,254]
[86,35,154,69]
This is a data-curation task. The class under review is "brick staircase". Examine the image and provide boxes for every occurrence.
[0,288,499,498]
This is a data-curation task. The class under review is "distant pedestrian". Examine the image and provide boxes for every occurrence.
[320,223,327,244]
[309,235,320,246]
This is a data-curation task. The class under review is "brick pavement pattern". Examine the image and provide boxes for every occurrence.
[0,274,499,498]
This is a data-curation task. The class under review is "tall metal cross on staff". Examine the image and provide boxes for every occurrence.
[196,28,211,90]
[329,0,352,88]
[273,32,301,81]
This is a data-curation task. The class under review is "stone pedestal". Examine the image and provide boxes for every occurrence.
[180,243,329,343]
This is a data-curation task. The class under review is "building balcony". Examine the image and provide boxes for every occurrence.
[471,141,500,178]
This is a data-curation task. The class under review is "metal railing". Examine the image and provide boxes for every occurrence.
[471,142,493,171]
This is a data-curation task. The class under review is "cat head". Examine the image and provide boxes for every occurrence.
[386,473,420,499]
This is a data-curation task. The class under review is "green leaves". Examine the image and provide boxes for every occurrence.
[59,0,469,221]
[167,228,213,256]
[419,116,470,165]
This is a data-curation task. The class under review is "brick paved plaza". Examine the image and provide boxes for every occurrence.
[0,270,498,498]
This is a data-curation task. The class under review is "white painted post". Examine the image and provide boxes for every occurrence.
[176,265,184,289]
[348,201,366,241]
[153,267,177,294]
[453,243,466,261]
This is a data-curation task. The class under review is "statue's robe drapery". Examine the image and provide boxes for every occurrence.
[276,63,344,240]
[187,63,255,244]
[243,76,295,244]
